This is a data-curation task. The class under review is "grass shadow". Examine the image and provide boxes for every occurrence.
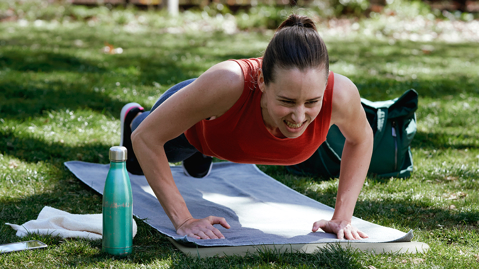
[0,50,107,74]
[0,79,125,121]
[411,131,479,150]
[0,128,110,164]
[327,39,479,100]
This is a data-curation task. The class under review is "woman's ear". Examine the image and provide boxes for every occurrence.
[257,68,265,93]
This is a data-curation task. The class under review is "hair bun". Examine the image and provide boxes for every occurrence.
[277,14,317,32]
[262,13,328,86]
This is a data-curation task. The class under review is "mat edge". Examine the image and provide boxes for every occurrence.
[168,238,430,258]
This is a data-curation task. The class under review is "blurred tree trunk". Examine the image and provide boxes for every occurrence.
[168,0,179,15]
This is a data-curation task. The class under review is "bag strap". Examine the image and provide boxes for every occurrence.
[322,140,342,164]
[373,107,388,151]
[321,140,341,177]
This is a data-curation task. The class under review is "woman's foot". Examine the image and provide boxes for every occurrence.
[120,103,144,175]
[183,152,213,178]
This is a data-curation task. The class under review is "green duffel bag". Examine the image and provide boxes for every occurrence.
[286,89,418,179]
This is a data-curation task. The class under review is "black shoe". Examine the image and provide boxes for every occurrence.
[182,152,213,178]
[120,103,144,175]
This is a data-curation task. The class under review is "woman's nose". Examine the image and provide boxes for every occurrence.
[291,106,306,123]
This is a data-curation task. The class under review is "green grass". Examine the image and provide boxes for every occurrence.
[1,6,479,269]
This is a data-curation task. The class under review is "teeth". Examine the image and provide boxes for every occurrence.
[286,121,302,128]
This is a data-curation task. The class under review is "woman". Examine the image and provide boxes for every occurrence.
[121,14,373,240]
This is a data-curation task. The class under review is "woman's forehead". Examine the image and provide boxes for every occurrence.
[270,67,327,97]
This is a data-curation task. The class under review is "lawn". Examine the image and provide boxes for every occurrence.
[1,3,479,268]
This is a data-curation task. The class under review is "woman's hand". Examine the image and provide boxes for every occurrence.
[312,219,368,240]
[177,216,231,239]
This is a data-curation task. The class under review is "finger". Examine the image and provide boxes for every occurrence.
[343,228,354,240]
[351,230,361,240]
[204,229,219,239]
[357,230,369,239]
[188,233,200,239]
[211,217,231,229]
[211,226,226,239]
[336,228,345,240]
[312,219,328,232]
[197,231,210,239]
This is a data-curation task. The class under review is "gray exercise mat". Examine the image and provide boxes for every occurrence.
[64,161,413,247]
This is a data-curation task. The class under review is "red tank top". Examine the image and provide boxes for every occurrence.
[185,58,334,165]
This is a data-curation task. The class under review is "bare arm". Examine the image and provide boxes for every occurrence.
[131,61,244,239]
[312,73,373,240]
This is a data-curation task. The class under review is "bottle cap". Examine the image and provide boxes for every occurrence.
[109,146,127,162]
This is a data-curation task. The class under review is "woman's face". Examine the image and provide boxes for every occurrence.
[258,67,328,139]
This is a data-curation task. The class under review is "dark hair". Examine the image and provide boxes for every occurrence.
[262,14,329,85]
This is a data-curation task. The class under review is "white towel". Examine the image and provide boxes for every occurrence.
[5,206,137,240]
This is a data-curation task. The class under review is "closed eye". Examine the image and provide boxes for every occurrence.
[279,98,322,105]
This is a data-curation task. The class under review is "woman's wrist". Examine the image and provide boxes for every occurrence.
[175,217,194,231]
[332,197,355,222]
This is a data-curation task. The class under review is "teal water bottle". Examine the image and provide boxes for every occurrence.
[102,146,133,256]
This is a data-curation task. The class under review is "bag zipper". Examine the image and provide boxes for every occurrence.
[392,121,398,171]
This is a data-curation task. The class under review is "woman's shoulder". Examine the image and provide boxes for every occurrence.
[194,58,263,106]
[202,61,244,93]
[330,72,361,124]
[331,73,359,106]
[205,60,244,78]
[184,60,245,119]
[199,60,245,92]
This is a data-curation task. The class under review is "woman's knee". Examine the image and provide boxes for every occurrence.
[131,111,150,132]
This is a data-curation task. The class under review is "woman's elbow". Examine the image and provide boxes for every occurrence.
[131,127,165,155]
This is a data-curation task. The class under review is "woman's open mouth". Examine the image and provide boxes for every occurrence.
[284,120,306,130]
